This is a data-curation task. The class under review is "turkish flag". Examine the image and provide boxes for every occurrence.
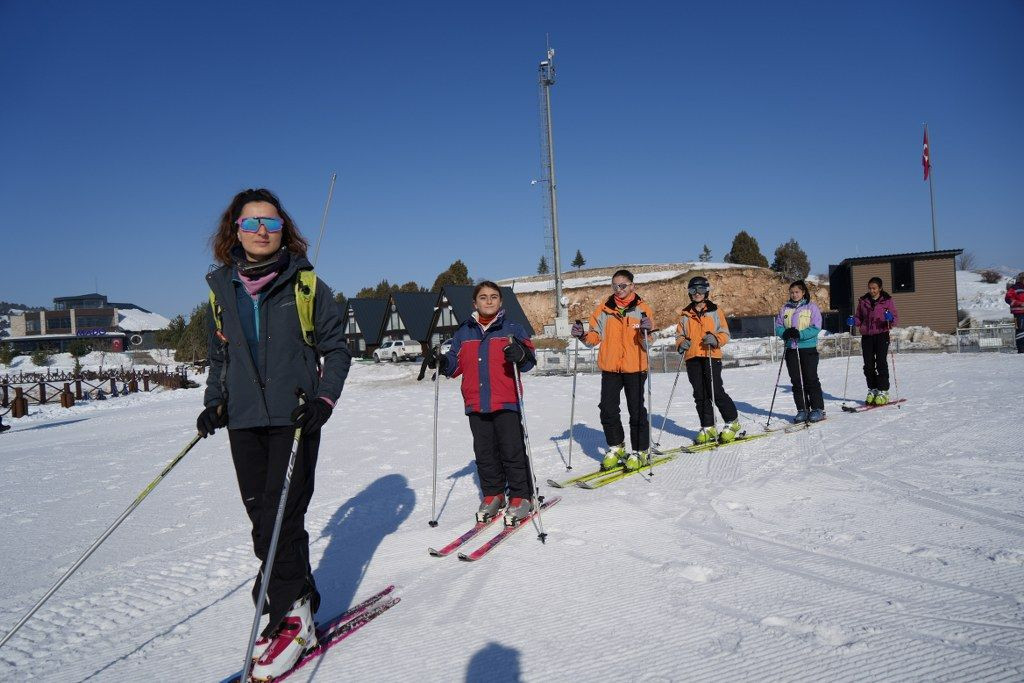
[922,128,931,180]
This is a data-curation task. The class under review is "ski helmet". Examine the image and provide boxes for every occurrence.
[687,276,710,298]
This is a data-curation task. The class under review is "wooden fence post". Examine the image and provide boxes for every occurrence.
[1,380,7,408]
[61,383,74,408]
[75,379,83,400]
[39,382,46,405]
[143,374,150,392]
[13,387,28,418]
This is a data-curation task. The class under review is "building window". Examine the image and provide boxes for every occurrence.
[77,315,113,328]
[26,319,40,333]
[892,259,915,293]
[47,316,72,330]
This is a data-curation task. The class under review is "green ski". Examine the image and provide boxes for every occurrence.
[576,455,677,489]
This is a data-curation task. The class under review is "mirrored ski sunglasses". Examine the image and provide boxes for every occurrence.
[236,216,284,233]
[688,285,710,295]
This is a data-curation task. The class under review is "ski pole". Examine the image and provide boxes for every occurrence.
[641,323,655,476]
[841,324,854,408]
[508,336,547,542]
[430,353,440,526]
[565,321,582,470]
[311,172,337,268]
[0,432,203,651]
[417,346,441,527]
[764,343,786,431]
[654,352,685,451]
[888,322,901,406]
[707,348,717,437]
[240,392,306,682]
[794,341,807,421]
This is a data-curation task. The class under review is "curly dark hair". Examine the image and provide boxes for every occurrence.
[210,188,309,266]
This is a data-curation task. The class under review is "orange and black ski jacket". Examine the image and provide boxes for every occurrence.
[582,294,654,373]
[675,301,730,361]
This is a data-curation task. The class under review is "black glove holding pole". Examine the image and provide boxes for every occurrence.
[196,403,228,438]
[291,396,333,434]
[503,336,533,367]
[782,327,800,343]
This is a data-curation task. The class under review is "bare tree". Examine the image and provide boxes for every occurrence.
[956,251,977,271]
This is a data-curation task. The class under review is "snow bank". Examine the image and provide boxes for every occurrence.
[957,270,1015,324]
[116,308,172,332]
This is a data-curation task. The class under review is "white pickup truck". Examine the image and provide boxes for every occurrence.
[373,339,423,363]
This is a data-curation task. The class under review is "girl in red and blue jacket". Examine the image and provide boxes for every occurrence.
[846,276,899,404]
[426,281,537,526]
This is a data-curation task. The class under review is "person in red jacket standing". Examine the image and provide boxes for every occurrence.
[1007,272,1024,354]
[847,277,899,405]
[426,281,538,526]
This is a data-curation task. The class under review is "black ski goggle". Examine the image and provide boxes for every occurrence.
[688,285,710,295]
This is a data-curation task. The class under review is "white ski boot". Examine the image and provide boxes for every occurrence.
[503,497,534,527]
[250,595,317,681]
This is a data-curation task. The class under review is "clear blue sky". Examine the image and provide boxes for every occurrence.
[2,1,1021,318]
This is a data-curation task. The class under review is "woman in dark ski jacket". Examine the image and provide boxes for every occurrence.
[847,276,899,405]
[195,188,351,680]
[426,281,538,526]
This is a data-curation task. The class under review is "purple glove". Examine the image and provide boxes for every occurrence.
[638,316,653,332]
[571,322,585,339]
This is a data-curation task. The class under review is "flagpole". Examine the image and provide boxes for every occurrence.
[925,122,938,250]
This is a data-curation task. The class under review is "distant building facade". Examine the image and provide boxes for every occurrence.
[5,293,169,353]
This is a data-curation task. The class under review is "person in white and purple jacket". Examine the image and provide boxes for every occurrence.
[846,276,899,405]
[775,280,825,423]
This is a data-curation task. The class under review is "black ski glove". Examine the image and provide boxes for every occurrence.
[702,332,719,348]
[503,337,532,367]
[782,327,800,342]
[197,403,228,438]
[291,398,333,434]
[425,345,448,373]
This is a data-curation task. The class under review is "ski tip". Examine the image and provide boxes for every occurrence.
[546,479,564,488]
[428,548,443,557]
[576,481,595,489]
[457,553,474,562]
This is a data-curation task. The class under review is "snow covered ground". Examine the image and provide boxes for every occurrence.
[958,270,1017,324]
[2,354,1024,681]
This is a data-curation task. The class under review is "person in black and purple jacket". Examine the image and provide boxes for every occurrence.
[847,276,899,405]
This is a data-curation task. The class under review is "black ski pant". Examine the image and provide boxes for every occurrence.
[861,332,890,391]
[598,371,649,451]
[229,426,320,637]
[685,357,738,428]
[468,410,533,500]
[1016,315,1024,354]
[785,347,824,411]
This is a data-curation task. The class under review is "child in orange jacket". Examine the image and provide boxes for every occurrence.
[675,276,741,445]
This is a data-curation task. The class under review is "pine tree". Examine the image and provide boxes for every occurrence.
[174,302,209,363]
[0,342,14,366]
[770,239,811,281]
[571,250,586,270]
[537,256,550,275]
[431,260,473,292]
[334,291,347,309]
[724,230,769,268]
[30,347,50,367]
[698,244,712,262]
